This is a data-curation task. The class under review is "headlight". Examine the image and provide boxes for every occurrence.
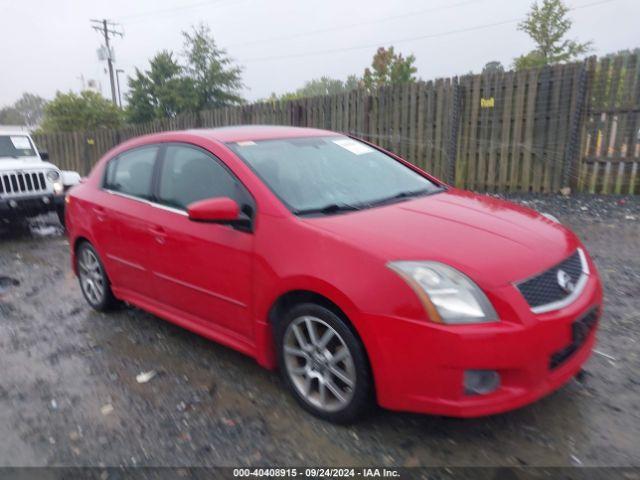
[53,181,64,195]
[540,212,560,224]
[46,170,60,182]
[388,261,498,324]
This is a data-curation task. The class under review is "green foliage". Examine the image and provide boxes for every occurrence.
[514,0,592,70]
[264,46,417,101]
[603,48,640,59]
[482,61,505,74]
[295,75,361,97]
[0,106,24,126]
[182,23,244,110]
[126,51,197,123]
[0,93,48,127]
[126,24,244,123]
[265,75,361,101]
[362,47,417,90]
[39,91,123,133]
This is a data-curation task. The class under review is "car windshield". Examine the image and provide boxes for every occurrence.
[0,135,37,158]
[228,136,442,215]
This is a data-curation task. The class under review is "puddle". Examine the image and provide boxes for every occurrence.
[29,224,63,237]
[0,276,20,295]
[0,214,63,240]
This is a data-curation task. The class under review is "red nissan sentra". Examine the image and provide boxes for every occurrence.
[66,126,602,423]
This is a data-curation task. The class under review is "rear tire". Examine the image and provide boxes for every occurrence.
[76,241,117,312]
[275,303,373,424]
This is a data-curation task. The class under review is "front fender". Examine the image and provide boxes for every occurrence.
[253,275,383,377]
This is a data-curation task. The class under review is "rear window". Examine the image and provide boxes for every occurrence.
[0,135,37,158]
[104,147,158,199]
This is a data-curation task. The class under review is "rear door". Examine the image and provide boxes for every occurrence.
[98,145,159,299]
[146,143,255,339]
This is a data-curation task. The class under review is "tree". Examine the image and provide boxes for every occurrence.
[296,75,361,97]
[14,93,47,127]
[362,47,417,91]
[514,0,592,70]
[0,93,48,127]
[482,61,505,74]
[39,91,123,132]
[0,106,24,125]
[125,24,244,123]
[265,75,361,101]
[126,51,197,123]
[182,24,244,110]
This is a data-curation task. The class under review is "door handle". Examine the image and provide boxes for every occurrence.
[92,206,106,222]
[148,225,167,244]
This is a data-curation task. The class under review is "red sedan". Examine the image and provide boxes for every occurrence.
[66,126,602,423]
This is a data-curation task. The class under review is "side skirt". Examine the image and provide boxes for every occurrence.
[112,286,257,360]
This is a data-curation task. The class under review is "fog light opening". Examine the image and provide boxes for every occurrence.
[464,370,500,396]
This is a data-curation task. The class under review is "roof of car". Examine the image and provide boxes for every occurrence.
[183,125,341,143]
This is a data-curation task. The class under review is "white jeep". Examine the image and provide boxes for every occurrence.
[0,130,80,227]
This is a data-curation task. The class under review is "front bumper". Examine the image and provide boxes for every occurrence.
[0,193,64,217]
[368,273,603,417]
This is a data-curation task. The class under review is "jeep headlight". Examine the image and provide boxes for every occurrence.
[388,261,498,324]
[46,170,60,182]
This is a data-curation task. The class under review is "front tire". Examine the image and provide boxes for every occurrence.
[56,205,65,229]
[275,303,373,424]
[76,242,117,311]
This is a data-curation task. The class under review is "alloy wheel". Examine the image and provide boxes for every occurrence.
[78,248,105,306]
[283,315,356,412]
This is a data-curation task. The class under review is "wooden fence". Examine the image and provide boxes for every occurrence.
[580,54,640,193]
[32,53,640,194]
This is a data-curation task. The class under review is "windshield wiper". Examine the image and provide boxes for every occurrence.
[294,202,363,216]
[369,187,443,207]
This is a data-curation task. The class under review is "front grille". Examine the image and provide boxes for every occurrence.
[517,250,585,311]
[0,171,47,195]
[550,307,599,369]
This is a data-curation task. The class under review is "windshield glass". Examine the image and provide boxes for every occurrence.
[0,135,37,158]
[228,136,441,215]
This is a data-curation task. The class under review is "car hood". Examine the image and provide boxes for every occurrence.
[302,189,578,288]
[0,158,55,171]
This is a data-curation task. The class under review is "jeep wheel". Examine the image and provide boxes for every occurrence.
[56,205,65,229]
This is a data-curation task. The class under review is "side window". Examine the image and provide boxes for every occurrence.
[104,147,158,199]
[158,145,246,210]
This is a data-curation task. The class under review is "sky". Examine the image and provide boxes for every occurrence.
[1,0,639,107]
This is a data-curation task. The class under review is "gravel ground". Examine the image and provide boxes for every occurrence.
[0,194,638,468]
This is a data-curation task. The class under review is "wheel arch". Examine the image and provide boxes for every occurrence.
[267,290,352,331]
[258,287,379,399]
[71,235,92,275]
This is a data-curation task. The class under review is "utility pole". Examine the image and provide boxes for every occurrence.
[91,19,123,105]
[116,69,125,108]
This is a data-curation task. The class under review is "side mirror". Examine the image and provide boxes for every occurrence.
[40,151,49,161]
[187,197,240,223]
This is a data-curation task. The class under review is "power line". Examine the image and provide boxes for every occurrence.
[117,0,239,23]
[91,19,124,105]
[227,0,484,49]
[239,0,619,63]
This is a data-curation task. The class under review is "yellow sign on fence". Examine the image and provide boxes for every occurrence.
[480,97,495,108]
